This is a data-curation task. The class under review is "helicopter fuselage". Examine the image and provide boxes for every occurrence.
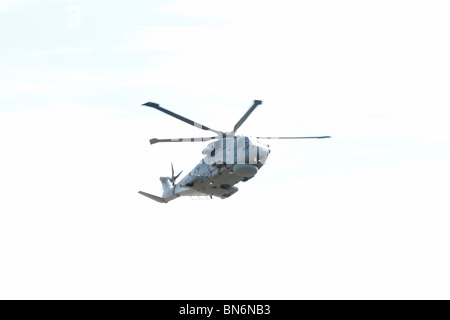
[163,136,270,200]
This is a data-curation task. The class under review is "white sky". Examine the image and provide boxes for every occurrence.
[1,0,450,299]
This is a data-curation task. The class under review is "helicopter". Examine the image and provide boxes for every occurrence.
[139,100,330,203]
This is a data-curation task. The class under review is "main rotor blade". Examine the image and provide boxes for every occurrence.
[150,137,217,145]
[143,102,222,134]
[257,136,331,140]
[233,100,262,134]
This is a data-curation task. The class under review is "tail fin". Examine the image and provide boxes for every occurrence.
[138,191,168,203]
[160,177,172,196]
[138,190,180,203]
[138,177,178,204]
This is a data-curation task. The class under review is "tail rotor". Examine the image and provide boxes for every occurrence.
[169,163,183,187]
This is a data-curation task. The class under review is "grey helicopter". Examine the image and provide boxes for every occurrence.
[139,100,330,203]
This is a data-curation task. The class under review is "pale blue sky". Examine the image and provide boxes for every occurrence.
[1,0,450,299]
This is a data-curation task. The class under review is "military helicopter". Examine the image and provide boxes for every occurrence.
[139,100,330,203]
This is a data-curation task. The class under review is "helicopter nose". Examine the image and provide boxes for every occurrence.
[258,145,270,164]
